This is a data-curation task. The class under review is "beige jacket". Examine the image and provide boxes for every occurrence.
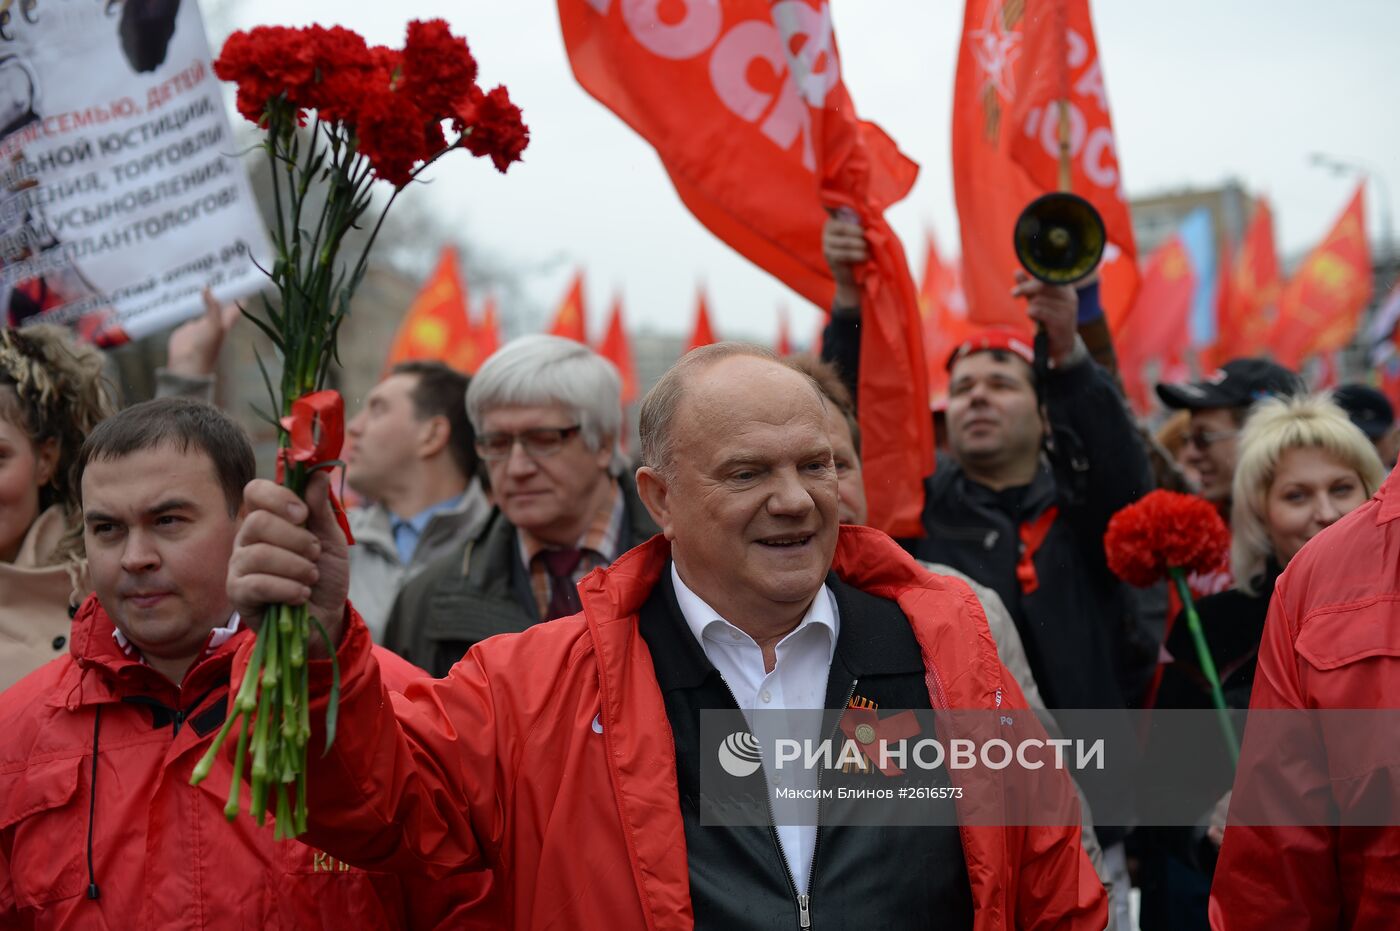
[0,507,82,692]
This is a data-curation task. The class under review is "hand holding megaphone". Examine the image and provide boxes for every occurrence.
[1013,192,1106,285]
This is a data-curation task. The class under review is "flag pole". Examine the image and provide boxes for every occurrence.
[1054,0,1072,194]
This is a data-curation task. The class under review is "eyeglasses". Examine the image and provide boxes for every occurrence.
[1184,429,1238,451]
[475,425,582,461]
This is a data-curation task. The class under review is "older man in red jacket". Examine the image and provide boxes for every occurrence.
[0,398,474,929]
[229,345,1106,929]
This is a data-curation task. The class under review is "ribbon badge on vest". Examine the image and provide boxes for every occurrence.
[839,695,922,777]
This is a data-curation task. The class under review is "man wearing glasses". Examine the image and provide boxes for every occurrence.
[383,335,658,676]
[1156,359,1304,514]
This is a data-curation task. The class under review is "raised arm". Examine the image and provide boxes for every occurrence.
[227,475,500,876]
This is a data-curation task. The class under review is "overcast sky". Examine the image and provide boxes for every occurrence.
[221,0,1400,346]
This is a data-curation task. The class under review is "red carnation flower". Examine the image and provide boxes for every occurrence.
[401,19,478,123]
[215,26,319,123]
[456,84,529,173]
[1104,490,1230,588]
[356,90,434,188]
[298,25,378,128]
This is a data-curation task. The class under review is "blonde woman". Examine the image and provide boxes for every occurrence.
[0,325,115,690]
[1140,395,1384,930]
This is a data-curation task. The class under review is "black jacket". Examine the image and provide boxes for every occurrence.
[1136,570,1275,931]
[640,566,973,930]
[382,473,659,677]
[821,315,1154,712]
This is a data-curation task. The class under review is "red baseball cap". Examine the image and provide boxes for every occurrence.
[945,327,1035,371]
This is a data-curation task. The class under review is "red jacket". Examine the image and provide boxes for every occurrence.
[293,528,1106,929]
[0,595,474,930]
[1211,464,1400,929]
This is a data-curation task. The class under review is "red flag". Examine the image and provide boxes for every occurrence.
[477,295,502,363]
[1117,235,1195,413]
[917,233,974,403]
[384,247,479,374]
[953,0,1139,328]
[686,288,718,353]
[597,295,638,404]
[549,270,589,343]
[776,305,793,357]
[1210,198,1282,366]
[1381,359,1400,414]
[1268,184,1371,369]
[558,0,932,536]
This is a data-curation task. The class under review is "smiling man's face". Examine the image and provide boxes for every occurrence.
[648,356,838,621]
[946,351,1043,474]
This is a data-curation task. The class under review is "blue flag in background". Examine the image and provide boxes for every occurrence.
[1177,208,1217,349]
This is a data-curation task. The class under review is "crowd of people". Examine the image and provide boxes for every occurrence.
[0,216,1396,929]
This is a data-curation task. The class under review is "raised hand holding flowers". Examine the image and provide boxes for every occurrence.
[190,19,527,837]
[1105,489,1239,763]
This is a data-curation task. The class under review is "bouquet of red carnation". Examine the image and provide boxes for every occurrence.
[190,20,527,838]
[1105,490,1238,762]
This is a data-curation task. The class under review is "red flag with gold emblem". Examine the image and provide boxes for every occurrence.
[558,0,932,536]
[597,295,638,404]
[1117,235,1195,413]
[384,247,479,374]
[1268,184,1371,368]
[1209,198,1282,367]
[953,0,1139,328]
[686,287,718,354]
[549,270,589,343]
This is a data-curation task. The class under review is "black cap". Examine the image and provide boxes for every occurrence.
[1155,358,1304,411]
[1332,383,1395,440]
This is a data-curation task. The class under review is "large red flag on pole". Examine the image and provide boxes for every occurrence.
[558,0,932,535]
[953,0,1139,328]
[384,247,481,374]
[597,294,638,404]
[1209,198,1282,367]
[549,270,589,343]
[1268,183,1371,369]
[686,287,718,353]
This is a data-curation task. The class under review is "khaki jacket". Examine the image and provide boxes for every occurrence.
[0,507,82,692]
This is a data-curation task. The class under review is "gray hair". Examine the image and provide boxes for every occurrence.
[466,335,625,472]
[1229,393,1386,594]
[640,342,806,479]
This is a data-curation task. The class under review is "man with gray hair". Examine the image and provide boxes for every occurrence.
[228,342,1107,927]
[383,334,658,676]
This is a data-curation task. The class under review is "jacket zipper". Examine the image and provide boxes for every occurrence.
[797,677,858,929]
[923,657,977,881]
[923,518,1000,551]
[718,675,857,929]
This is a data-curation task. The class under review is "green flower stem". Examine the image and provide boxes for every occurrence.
[1169,567,1241,766]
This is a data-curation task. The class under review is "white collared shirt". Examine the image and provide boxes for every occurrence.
[671,563,840,895]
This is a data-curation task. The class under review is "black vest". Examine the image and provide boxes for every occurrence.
[638,568,973,931]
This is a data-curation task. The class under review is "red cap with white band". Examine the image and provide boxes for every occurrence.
[945,327,1036,371]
